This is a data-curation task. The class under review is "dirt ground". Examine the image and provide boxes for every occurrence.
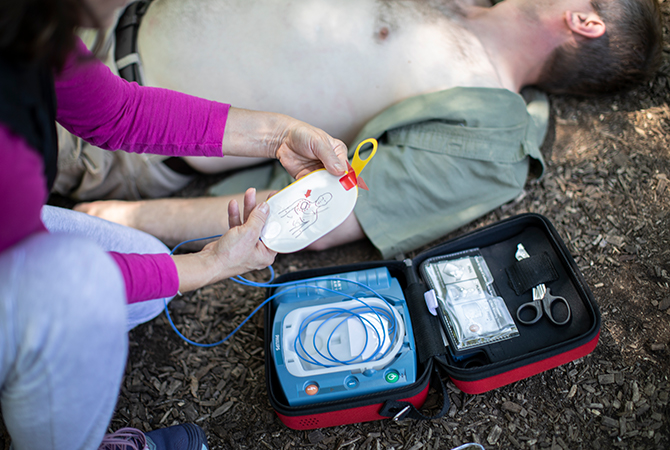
[3,4,670,450]
[107,42,670,450]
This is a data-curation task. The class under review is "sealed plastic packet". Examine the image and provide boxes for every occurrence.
[421,249,519,352]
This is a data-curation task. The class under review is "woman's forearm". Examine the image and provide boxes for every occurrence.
[220,107,286,158]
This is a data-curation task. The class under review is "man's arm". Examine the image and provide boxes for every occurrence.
[74,188,366,251]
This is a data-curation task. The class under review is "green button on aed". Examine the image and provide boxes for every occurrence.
[385,370,399,383]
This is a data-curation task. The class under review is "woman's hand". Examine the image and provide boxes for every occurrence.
[212,188,277,277]
[273,119,349,180]
[173,188,276,293]
[221,108,349,179]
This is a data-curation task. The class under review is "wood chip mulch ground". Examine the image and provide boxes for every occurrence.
[3,4,670,450]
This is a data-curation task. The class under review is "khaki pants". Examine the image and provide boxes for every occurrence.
[53,20,194,201]
[54,125,193,200]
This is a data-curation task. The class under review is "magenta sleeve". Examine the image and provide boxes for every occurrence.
[3,38,219,303]
[0,125,49,253]
[109,252,180,304]
[0,126,180,304]
[54,38,230,157]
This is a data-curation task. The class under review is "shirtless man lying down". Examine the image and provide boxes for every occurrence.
[71,0,662,258]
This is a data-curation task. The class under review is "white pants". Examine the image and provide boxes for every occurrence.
[0,206,173,449]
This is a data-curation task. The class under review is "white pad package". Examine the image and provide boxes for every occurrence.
[260,139,377,253]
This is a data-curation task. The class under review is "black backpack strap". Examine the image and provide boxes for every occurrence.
[115,1,152,84]
[378,364,450,422]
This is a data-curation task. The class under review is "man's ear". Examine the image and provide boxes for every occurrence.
[565,10,606,39]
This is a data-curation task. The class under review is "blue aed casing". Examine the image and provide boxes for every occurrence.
[270,267,416,406]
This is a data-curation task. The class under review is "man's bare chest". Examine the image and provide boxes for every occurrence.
[139,0,501,141]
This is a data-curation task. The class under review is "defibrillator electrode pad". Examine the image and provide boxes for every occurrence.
[261,139,377,253]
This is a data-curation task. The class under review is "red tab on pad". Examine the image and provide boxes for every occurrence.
[339,161,358,191]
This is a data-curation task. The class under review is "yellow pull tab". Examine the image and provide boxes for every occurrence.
[351,138,377,177]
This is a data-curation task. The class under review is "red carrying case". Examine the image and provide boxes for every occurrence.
[263,213,601,430]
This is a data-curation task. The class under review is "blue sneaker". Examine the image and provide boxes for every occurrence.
[100,423,208,450]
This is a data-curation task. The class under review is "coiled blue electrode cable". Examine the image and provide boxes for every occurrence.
[165,235,402,363]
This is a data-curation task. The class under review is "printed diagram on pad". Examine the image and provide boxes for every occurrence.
[278,192,333,237]
[261,138,378,253]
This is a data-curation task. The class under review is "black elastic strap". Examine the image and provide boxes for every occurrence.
[505,252,558,295]
[378,365,450,422]
[403,271,447,365]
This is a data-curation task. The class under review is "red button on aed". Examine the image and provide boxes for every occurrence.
[305,384,319,396]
